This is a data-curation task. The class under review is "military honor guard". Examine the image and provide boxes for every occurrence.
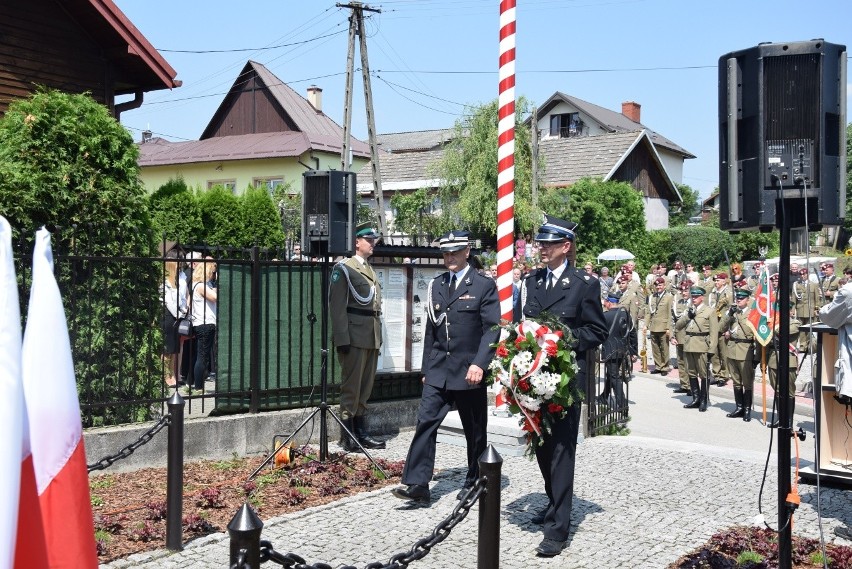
[515,214,607,557]
[767,304,800,429]
[819,262,840,306]
[722,289,757,421]
[329,222,385,452]
[793,267,820,354]
[646,276,674,374]
[670,280,693,394]
[392,230,500,504]
[675,285,719,412]
[708,273,732,386]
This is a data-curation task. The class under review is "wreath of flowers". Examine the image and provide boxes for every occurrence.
[489,314,580,457]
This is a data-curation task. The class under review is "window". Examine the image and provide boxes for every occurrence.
[254,177,285,195]
[207,179,237,193]
[549,112,582,138]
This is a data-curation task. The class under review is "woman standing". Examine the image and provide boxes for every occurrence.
[187,257,217,395]
[160,254,182,387]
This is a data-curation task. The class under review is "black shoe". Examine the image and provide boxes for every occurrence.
[536,538,567,557]
[456,486,473,500]
[673,387,689,394]
[391,484,430,503]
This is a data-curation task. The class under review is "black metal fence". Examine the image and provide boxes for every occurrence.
[13,231,424,428]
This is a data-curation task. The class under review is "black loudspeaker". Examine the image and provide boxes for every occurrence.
[301,170,357,256]
[719,39,847,231]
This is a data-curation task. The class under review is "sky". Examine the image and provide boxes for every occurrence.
[116,0,851,201]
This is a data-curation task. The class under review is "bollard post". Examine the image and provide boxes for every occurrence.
[228,503,264,569]
[477,444,503,569]
[166,390,185,551]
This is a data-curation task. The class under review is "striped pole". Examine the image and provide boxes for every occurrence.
[496,0,516,322]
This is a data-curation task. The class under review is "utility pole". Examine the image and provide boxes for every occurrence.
[338,1,386,238]
[531,105,539,210]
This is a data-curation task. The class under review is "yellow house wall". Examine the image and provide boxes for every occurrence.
[138,151,369,194]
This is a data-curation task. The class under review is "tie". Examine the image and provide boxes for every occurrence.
[547,273,555,290]
[450,274,457,295]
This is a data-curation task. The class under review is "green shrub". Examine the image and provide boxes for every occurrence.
[198,184,242,246]
[148,177,204,244]
[240,186,286,248]
[0,88,159,426]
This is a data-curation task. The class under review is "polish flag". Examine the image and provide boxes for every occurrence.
[19,227,97,567]
[0,217,25,566]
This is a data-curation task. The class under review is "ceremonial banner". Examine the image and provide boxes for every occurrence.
[747,266,775,346]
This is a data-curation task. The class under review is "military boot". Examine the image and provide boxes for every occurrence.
[683,378,700,409]
[698,378,708,412]
[726,387,744,418]
[768,398,795,429]
[354,416,385,449]
[340,418,361,452]
[742,390,753,422]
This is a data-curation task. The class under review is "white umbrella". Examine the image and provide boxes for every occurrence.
[597,248,635,261]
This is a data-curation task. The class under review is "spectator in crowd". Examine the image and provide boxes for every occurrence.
[685,263,700,285]
[179,251,202,386]
[290,242,308,261]
[599,266,613,290]
[183,256,217,396]
[515,232,527,262]
[160,251,182,387]
[820,263,840,305]
[512,267,522,305]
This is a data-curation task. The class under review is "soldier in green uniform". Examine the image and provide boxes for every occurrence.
[767,304,800,429]
[617,275,642,358]
[701,265,715,291]
[329,222,385,451]
[646,276,673,374]
[792,267,820,354]
[819,262,840,306]
[670,280,693,393]
[675,285,719,412]
[708,272,732,386]
[723,289,757,421]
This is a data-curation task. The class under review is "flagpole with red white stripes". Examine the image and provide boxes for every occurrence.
[496,0,516,322]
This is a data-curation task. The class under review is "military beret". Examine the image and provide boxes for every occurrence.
[714,273,727,280]
[654,276,666,285]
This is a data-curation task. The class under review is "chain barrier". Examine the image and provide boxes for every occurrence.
[252,477,487,569]
[87,414,171,472]
[230,549,247,569]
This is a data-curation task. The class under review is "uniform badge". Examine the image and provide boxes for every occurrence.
[331,270,340,283]
[435,303,441,311]
[562,277,570,286]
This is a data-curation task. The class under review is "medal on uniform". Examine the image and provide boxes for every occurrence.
[435,303,441,311]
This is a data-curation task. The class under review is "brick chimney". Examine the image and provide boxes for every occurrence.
[307,85,323,112]
[621,101,641,123]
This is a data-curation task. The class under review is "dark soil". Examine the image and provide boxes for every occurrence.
[670,526,852,569]
[90,447,404,563]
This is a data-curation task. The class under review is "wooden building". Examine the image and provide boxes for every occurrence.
[0,0,180,118]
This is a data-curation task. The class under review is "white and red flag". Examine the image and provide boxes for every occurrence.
[18,227,97,568]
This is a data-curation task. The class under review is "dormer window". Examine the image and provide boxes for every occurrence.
[549,112,583,138]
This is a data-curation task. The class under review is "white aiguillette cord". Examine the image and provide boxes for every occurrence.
[334,260,375,306]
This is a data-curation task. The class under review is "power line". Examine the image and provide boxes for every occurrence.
[157,30,347,53]
[374,64,716,74]
[375,74,467,107]
[375,75,462,116]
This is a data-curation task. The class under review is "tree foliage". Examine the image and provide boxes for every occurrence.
[390,188,441,242]
[669,183,700,226]
[198,185,243,246]
[0,88,159,425]
[537,178,647,266]
[148,177,204,244]
[240,186,286,248]
[432,98,538,235]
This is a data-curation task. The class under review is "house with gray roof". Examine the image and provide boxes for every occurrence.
[137,60,370,195]
[359,93,693,233]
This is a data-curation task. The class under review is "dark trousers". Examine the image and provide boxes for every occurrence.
[192,324,216,390]
[402,384,487,488]
[536,401,582,542]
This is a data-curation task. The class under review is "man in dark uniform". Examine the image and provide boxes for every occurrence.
[597,293,631,407]
[392,230,500,503]
[329,222,385,452]
[514,215,607,558]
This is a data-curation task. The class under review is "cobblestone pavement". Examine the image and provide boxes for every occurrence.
[104,374,852,569]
